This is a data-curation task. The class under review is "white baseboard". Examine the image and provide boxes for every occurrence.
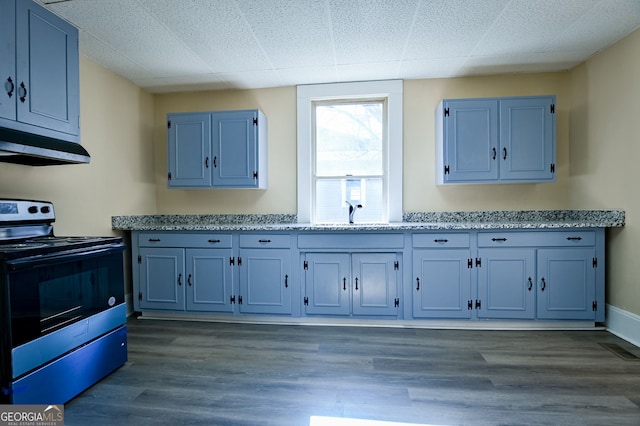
[606,304,640,348]
[136,311,600,330]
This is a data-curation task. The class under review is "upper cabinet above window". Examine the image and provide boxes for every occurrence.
[436,96,556,184]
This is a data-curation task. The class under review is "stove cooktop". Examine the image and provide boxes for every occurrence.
[0,235,123,260]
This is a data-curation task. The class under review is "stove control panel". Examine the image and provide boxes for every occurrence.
[0,199,55,223]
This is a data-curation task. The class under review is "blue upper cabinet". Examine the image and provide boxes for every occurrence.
[436,96,555,184]
[0,1,16,121]
[167,112,212,187]
[212,110,266,188]
[167,109,267,189]
[0,0,80,139]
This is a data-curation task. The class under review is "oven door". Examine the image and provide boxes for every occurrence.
[6,243,125,349]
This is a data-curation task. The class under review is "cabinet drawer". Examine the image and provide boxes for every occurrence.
[239,234,291,248]
[478,230,595,247]
[413,233,470,248]
[298,233,404,249]
[138,233,232,248]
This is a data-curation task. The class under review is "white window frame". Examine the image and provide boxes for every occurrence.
[297,80,403,224]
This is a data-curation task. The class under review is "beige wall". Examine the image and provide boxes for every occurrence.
[153,87,297,214]
[0,56,156,236]
[404,73,571,212]
[154,73,571,214]
[569,29,640,316]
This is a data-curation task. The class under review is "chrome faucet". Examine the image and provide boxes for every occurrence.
[346,201,362,223]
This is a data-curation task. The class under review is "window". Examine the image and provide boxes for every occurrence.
[297,80,403,224]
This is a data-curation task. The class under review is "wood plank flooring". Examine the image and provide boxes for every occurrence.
[64,318,640,426]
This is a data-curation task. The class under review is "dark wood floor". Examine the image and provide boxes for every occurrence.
[64,317,640,426]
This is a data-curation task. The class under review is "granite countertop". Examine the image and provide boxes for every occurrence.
[112,210,625,231]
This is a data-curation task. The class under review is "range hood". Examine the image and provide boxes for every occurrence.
[0,127,90,166]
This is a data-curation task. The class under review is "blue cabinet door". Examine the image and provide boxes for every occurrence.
[0,1,15,120]
[139,248,185,311]
[499,97,555,181]
[212,110,261,188]
[537,248,596,320]
[15,0,79,136]
[239,248,291,314]
[304,253,351,315]
[351,253,398,317]
[477,248,536,319]
[438,96,555,184]
[186,249,234,313]
[442,99,499,183]
[412,249,472,319]
[167,112,212,187]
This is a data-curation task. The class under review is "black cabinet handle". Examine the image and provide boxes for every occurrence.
[188,274,192,286]
[258,239,271,243]
[18,82,27,103]
[148,238,161,242]
[178,273,183,286]
[343,277,346,291]
[6,77,14,98]
[213,156,217,168]
[527,277,533,291]
[284,274,288,288]
[416,277,420,291]
[355,277,359,290]
[491,237,507,242]
[567,237,583,241]
[503,147,507,160]
[205,157,209,168]
[208,239,221,243]
[492,147,497,160]
[434,239,449,243]
[540,277,546,291]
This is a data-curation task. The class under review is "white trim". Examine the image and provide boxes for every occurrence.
[137,312,600,331]
[606,304,640,348]
[297,80,403,223]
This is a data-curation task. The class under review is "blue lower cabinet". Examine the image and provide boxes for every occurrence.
[131,228,605,324]
[304,253,351,315]
[138,247,235,313]
[477,248,536,319]
[186,248,234,313]
[536,248,597,320]
[412,249,472,319]
[139,247,185,311]
[304,252,400,317]
[238,248,292,314]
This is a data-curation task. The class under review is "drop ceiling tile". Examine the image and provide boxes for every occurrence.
[472,0,602,56]
[217,69,284,90]
[41,0,640,92]
[398,57,470,79]
[329,0,419,64]
[49,0,212,77]
[137,0,272,73]
[134,74,230,93]
[238,0,335,69]
[276,66,340,87]
[337,62,402,82]
[463,51,590,75]
[79,33,152,80]
[403,0,509,60]
[546,1,640,53]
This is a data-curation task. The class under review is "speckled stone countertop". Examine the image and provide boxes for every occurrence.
[112,210,625,231]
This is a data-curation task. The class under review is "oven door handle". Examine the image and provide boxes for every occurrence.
[7,244,125,270]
